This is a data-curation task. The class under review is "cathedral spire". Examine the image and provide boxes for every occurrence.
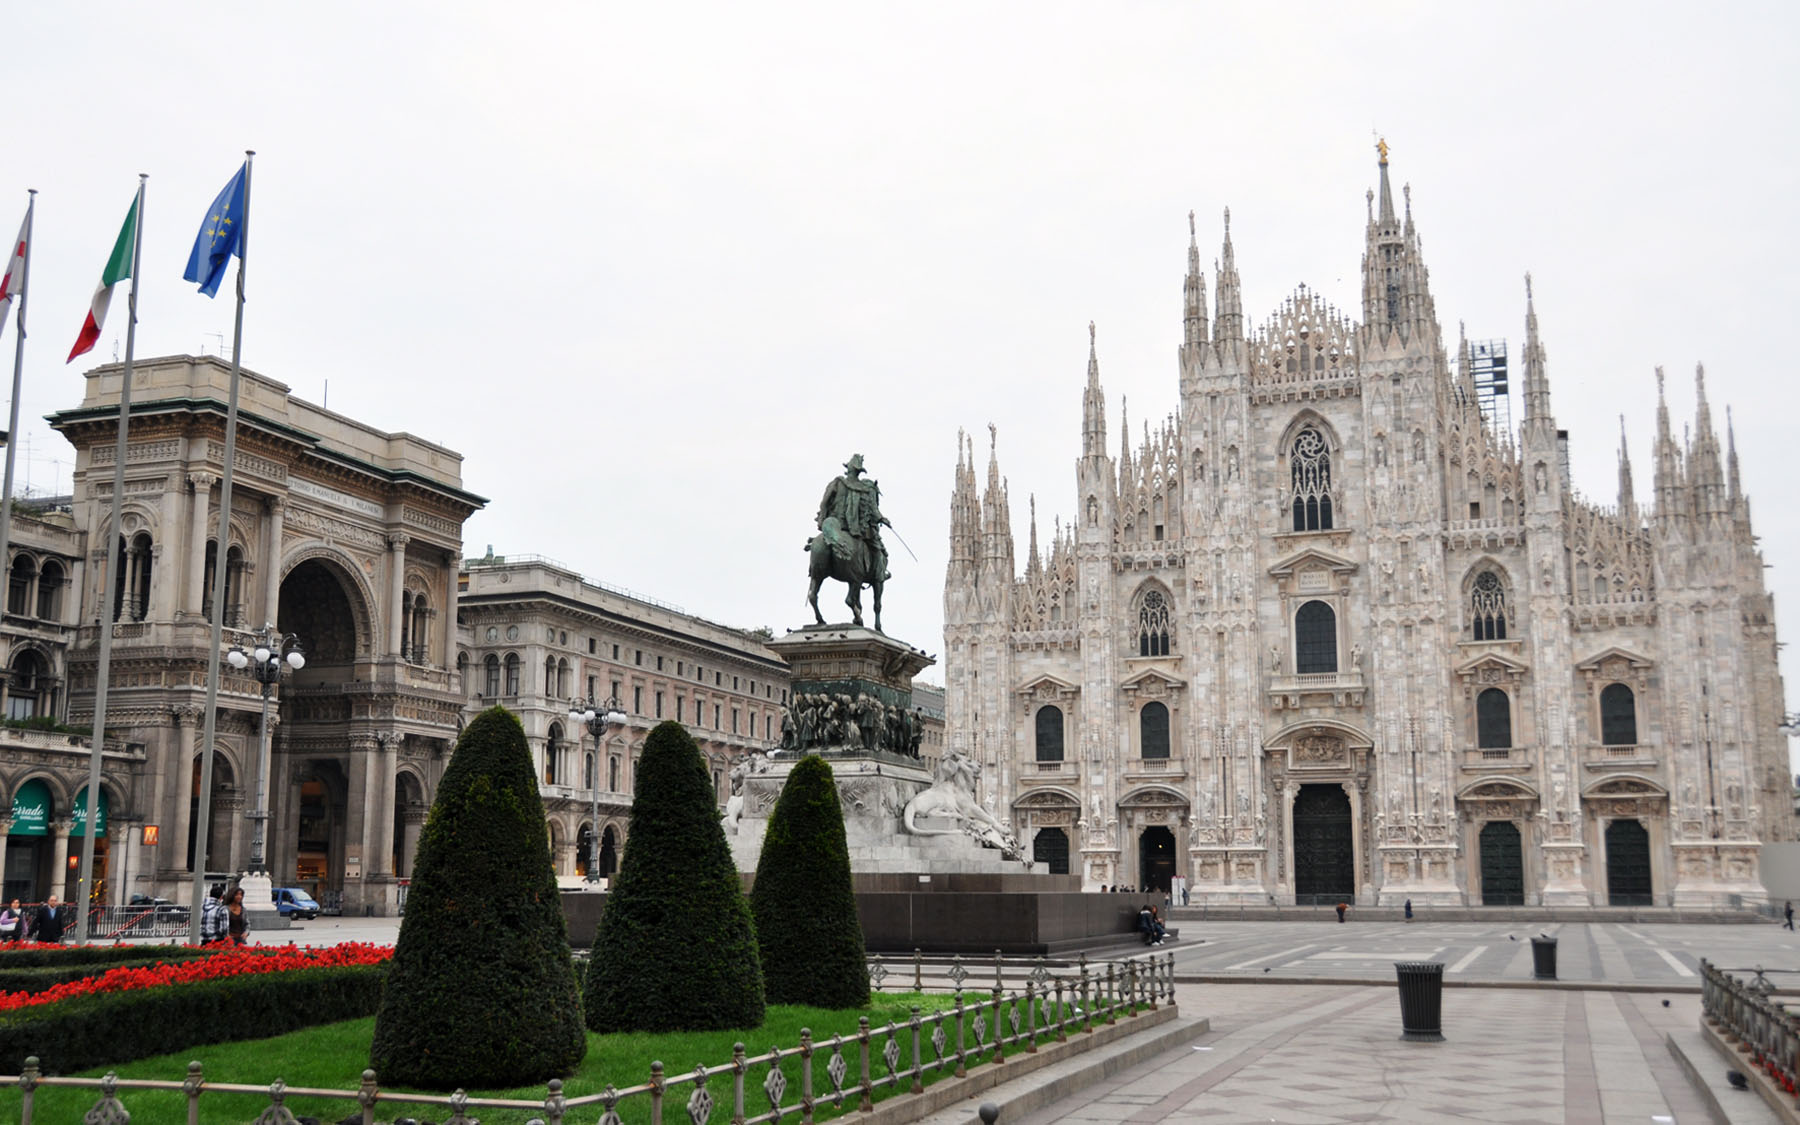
[1183,211,1209,350]
[1360,138,1434,338]
[1213,208,1243,343]
[1081,321,1107,460]
[1617,415,1638,528]
[1376,136,1396,225]
[1026,494,1041,578]
[1652,367,1683,525]
[1727,404,1743,510]
[981,423,1014,571]
[1119,395,1133,481]
[1691,363,1727,519]
[946,429,980,596]
[1519,273,1554,436]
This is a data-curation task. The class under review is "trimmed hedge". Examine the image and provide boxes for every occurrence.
[370,706,586,1090]
[0,945,210,972]
[1,964,385,1074]
[585,720,765,1032]
[751,755,868,1008]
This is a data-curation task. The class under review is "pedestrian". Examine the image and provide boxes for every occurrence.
[1404,899,1413,922]
[1335,901,1347,924]
[0,899,22,943]
[225,886,248,946]
[31,895,67,943]
[1151,904,1172,943]
[200,883,229,944]
[1785,901,1794,931]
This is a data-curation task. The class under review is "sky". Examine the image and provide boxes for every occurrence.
[3,4,1798,724]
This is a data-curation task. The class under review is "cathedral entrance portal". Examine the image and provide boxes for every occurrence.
[1138,826,1175,893]
[1292,784,1353,904]
[1034,827,1071,875]
[1605,819,1653,905]
[1478,821,1524,905]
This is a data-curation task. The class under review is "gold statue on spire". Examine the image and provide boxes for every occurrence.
[1376,137,1390,165]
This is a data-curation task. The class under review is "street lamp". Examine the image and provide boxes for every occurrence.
[569,693,626,885]
[227,624,305,913]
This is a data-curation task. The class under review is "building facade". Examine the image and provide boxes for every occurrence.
[455,553,790,882]
[944,152,1794,906]
[14,355,483,912]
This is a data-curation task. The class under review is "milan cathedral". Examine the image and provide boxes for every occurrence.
[942,147,1793,906]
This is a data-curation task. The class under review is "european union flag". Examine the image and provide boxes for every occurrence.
[183,162,248,298]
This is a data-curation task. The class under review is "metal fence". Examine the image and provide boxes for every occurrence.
[1699,958,1800,1104]
[4,951,1173,1125]
[81,904,191,941]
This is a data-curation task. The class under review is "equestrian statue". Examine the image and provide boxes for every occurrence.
[806,453,893,632]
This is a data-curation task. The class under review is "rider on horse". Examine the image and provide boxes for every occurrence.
[814,454,890,581]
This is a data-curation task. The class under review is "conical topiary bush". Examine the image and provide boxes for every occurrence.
[370,705,586,1088]
[585,720,765,1032]
[750,754,868,1008]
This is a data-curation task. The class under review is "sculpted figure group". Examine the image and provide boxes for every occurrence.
[779,691,925,757]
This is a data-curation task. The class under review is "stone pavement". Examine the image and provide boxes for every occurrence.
[998,982,1758,1124]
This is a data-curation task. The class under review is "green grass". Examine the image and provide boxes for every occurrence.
[0,990,1126,1125]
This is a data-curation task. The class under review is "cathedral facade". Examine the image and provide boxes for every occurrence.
[943,151,1794,907]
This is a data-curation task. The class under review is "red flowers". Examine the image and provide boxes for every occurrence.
[0,943,393,1012]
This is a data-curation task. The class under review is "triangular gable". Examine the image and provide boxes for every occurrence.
[1120,667,1186,693]
[1016,673,1080,699]
[1573,646,1655,673]
[1453,650,1530,678]
[1268,545,1358,578]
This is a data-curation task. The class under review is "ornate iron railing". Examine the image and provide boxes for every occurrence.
[4,951,1173,1125]
[1699,958,1800,1103]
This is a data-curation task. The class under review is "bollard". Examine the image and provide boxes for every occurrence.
[1530,935,1558,981]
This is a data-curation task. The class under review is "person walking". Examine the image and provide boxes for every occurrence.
[1785,901,1794,931]
[0,899,22,943]
[225,886,248,947]
[1404,899,1413,922]
[1335,901,1347,924]
[31,895,67,943]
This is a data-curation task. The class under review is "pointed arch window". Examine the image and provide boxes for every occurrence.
[1137,588,1171,657]
[483,654,500,697]
[1289,428,1334,531]
[1600,683,1638,746]
[1477,687,1512,749]
[1471,571,1508,641]
[1294,600,1337,674]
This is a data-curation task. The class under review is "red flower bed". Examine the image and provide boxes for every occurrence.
[0,942,392,1012]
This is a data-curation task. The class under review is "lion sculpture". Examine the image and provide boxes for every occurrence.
[902,751,1024,860]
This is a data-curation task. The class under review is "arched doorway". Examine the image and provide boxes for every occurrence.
[1033,827,1070,875]
[1292,784,1353,904]
[1478,821,1524,905]
[1605,819,1653,905]
[187,753,235,874]
[598,826,618,879]
[391,773,426,878]
[1138,826,1175,893]
[575,824,594,878]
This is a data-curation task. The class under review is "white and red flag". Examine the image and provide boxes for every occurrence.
[0,211,26,337]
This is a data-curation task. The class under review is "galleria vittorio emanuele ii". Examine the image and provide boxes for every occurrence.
[943,148,1795,906]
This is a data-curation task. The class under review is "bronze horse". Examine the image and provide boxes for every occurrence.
[806,515,885,632]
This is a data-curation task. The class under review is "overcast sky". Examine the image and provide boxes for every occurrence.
[6,5,1798,729]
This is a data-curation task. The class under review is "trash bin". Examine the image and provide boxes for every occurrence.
[1530,936,1557,980]
[1394,961,1445,1042]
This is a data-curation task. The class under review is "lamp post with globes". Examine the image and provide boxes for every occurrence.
[227,624,305,923]
[569,693,626,884]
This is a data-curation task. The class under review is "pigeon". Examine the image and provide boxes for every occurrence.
[1508,935,1516,941]
[1662,999,1671,1008]
[1264,967,1272,973]
[1727,1069,1749,1090]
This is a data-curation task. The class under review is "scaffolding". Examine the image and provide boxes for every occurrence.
[1469,339,1511,435]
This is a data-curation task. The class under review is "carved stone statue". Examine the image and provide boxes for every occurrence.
[806,454,891,631]
[903,751,1023,859]
[723,751,770,835]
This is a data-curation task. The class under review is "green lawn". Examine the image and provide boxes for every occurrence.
[0,991,1112,1125]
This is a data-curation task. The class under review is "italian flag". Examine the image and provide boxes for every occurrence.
[68,195,138,363]
[0,210,25,335]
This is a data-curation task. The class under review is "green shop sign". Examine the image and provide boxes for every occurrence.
[9,780,49,837]
[71,787,108,838]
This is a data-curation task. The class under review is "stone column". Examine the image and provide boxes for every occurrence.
[371,733,398,879]
[263,498,285,627]
[151,480,185,621]
[398,805,427,879]
[186,473,216,617]
[0,817,13,900]
[442,549,460,672]
[170,707,199,872]
[1345,780,1366,900]
[1281,782,1299,890]
[49,819,72,900]
[275,764,304,884]
[386,535,409,657]
[343,732,378,909]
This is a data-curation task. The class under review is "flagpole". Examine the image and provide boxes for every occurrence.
[188,151,254,944]
[74,176,146,945]
[0,191,37,683]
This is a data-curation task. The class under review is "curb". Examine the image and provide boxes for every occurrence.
[1670,1024,1796,1123]
[1174,973,1701,994]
